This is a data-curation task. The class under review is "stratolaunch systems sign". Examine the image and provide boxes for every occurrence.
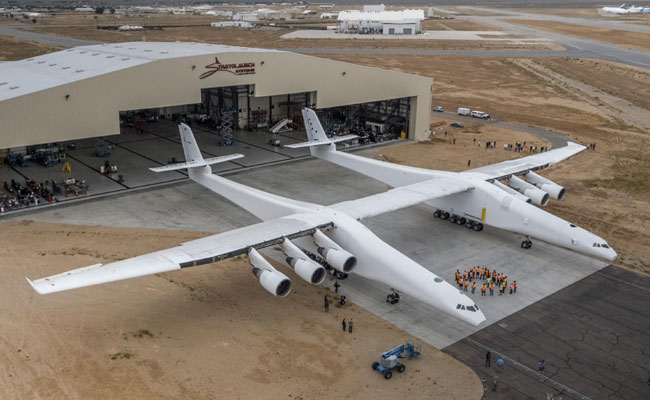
[199,57,256,79]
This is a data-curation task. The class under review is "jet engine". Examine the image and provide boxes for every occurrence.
[493,181,532,203]
[525,171,566,200]
[281,239,326,285]
[508,175,549,206]
[312,229,357,273]
[248,248,291,297]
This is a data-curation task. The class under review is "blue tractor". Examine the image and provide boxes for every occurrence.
[371,342,421,379]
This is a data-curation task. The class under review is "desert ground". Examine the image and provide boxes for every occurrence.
[0,221,482,400]
[508,19,650,52]
[0,36,61,61]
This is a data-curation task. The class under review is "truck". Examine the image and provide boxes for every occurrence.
[457,107,470,116]
[471,110,490,119]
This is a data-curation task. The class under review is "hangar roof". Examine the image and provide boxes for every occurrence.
[0,42,279,102]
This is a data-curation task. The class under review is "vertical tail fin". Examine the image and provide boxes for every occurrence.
[285,108,357,151]
[179,123,205,163]
[301,108,329,142]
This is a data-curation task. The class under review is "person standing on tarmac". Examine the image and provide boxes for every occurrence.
[342,319,346,332]
[481,283,487,296]
[490,283,495,296]
[472,281,476,294]
[464,280,469,292]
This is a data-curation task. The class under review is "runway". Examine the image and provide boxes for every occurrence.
[444,265,650,399]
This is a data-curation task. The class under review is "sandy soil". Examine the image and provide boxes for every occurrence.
[536,58,650,112]
[316,53,650,275]
[380,116,550,172]
[507,19,650,52]
[0,36,62,61]
[0,221,483,400]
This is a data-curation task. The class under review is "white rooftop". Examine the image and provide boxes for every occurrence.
[0,42,280,102]
[338,9,424,22]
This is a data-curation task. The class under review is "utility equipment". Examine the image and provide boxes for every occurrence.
[371,342,421,379]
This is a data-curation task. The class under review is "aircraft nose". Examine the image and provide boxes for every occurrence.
[605,248,617,262]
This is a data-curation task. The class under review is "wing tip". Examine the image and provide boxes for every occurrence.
[25,277,45,295]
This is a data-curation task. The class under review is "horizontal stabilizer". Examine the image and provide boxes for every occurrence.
[149,154,244,172]
[285,135,358,149]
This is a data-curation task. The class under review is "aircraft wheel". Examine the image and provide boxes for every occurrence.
[474,223,484,232]
[384,371,392,380]
[449,215,457,223]
[433,210,441,218]
[442,212,450,220]
[465,221,475,229]
[458,217,467,225]
[372,362,380,371]
[397,364,406,373]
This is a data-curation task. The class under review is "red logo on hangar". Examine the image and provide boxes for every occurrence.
[199,57,256,79]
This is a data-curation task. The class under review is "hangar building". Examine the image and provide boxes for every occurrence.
[0,42,432,150]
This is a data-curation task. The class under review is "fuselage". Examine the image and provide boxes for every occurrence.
[433,173,617,261]
[291,208,486,326]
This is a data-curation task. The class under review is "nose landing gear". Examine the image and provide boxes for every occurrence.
[521,237,532,249]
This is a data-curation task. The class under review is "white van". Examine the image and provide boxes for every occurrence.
[471,110,490,119]
[458,107,470,116]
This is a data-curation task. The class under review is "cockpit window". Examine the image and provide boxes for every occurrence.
[570,224,576,228]
[602,244,610,249]
[593,243,600,247]
[474,304,479,311]
[456,304,462,309]
[467,306,476,312]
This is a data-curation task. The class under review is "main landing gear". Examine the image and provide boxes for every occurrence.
[521,236,533,249]
[433,210,483,232]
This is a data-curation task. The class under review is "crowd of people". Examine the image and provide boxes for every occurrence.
[455,267,518,296]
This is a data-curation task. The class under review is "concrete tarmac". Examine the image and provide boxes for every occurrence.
[444,265,650,400]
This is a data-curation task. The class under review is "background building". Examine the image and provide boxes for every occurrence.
[337,8,424,35]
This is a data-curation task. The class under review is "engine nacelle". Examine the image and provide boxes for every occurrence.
[281,239,326,285]
[493,180,532,204]
[312,229,357,273]
[249,248,291,297]
[509,175,549,206]
[525,171,566,200]
[286,257,326,285]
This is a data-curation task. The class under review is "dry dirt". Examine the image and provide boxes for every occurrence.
[0,221,483,400]
[314,53,650,275]
[507,19,650,52]
[0,36,62,61]
[381,116,550,172]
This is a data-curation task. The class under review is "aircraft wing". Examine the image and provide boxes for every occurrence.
[27,214,333,294]
[331,177,472,220]
[465,142,587,180]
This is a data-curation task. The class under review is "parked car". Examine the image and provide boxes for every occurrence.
[433,106,444,112]
[450,122,464,128]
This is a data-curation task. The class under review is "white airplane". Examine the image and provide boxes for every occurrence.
[27,123,486,326]
[601,4,645,14]
[288,108,617,262]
